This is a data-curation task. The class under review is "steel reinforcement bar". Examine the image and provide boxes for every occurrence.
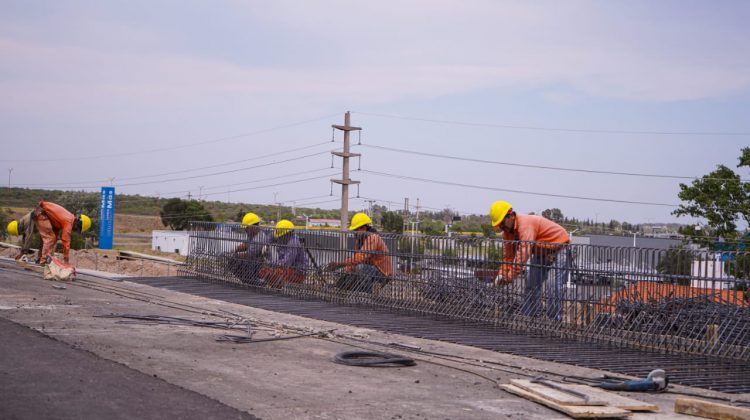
[180,222,750,361]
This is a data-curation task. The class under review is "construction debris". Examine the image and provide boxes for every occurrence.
[502,378,659,418]
[674,397,750,420]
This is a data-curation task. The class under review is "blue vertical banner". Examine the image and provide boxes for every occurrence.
[99,187,115,249]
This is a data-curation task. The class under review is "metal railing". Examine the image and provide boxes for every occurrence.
[180,222,750,361]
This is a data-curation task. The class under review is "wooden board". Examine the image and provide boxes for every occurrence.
[674,397,750,420]
[501,384,631,418]
[15,259,42,273]
[511,379,606,406]
[555,383,659,412]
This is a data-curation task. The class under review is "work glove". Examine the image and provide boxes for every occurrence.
[494,274,504,287]
[324,262,342,272]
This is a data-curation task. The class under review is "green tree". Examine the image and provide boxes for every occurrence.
[480,223,495,238]
[380,211,404,233]
[673,148,750,246]
[657,247,693,285]
[0,208,12,240]
[541,208,564,222]
[160,198,214,230]
[725,253,750,281]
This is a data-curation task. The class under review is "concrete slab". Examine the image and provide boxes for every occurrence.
[0,262,734,419]
[0,317,257,420]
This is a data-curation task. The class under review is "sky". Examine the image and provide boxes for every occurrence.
[1,1,749,225]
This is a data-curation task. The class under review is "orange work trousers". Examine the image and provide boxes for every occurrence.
[258,267,305,289]
[34,214,59,263]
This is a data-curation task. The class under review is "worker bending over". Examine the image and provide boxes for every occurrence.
[33,201,91,264]
[490,201,570,320]
[325,213,393,293]
[258,220,308,288]
[7,211,42,262]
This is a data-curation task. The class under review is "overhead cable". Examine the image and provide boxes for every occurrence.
[359,144,750,182]
[353,111,750,136]
[360,169,679,207]
[16,141,334,187]
[1,113,342,163]
[85,150,332,189]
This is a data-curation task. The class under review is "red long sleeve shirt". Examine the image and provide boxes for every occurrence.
[342,233,394,277]
[499,214,569,279]
[39,201,75,261]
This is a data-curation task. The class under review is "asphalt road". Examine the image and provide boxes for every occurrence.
[0,317,258,420]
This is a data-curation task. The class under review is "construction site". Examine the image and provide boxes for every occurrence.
[4,4,750,418]
[2,114,750,419]
[3,197,750,419]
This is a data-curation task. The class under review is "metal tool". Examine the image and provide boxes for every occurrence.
[593,369,668,392]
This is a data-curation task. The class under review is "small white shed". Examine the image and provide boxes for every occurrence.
[152,230,190,256]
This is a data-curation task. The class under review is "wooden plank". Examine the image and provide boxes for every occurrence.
[674,397,750,420]
[501,384,631,418]
[560,383,659,412]
[15,259,42,273]
[511,379,605,406]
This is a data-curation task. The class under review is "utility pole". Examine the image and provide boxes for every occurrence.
[331,111,361,232]
[365,199,376,217]
[273,192,281,222]
[415,198,421,233]
[403,198,409,233]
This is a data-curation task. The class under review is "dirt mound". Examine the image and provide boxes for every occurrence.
[1,247,181,278]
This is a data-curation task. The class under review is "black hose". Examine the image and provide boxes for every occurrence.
[333,351,416,367]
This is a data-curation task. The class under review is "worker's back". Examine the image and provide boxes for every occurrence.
[39,201,75,230]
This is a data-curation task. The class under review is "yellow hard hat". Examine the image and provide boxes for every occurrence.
[80,214,92,232]
[490,201,513,227]
[274,219,294,238]
[7,220,18,236]
[349,212,372,230]
[242,212,261,226]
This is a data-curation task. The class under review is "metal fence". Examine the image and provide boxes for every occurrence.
[180,222,750,361]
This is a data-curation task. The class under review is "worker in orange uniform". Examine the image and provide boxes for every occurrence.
[325,213,393,293]
[490,201,570,320]
[258,220,308,288]
[32,201,91,264]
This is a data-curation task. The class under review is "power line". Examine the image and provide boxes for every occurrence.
[200,173,336,198]
[353,111,750,136]
[1,113,342,163]
[359,144,750,182]
[115,167,335,201]
[71,150,331,189]
[360,169,680,207]
[15,141,334,187]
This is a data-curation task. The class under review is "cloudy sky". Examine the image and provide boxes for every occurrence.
[2,1,749,225]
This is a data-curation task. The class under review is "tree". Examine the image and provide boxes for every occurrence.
[0,208,12,240]
[480,223,495,238]
[380,211,404,233]
[673,148,750,246]
[160,198,213,230]
[541,208,564,222]
[657,247,693,285]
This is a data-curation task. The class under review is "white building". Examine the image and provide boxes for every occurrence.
[152,230,190,256]
[691,254,736,289]
[307,218,341,228]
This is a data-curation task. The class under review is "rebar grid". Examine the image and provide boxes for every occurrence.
[180,222,750,361]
